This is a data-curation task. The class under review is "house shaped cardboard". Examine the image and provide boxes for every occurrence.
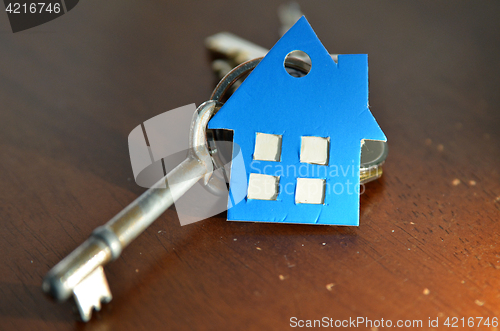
[208,17,386,226]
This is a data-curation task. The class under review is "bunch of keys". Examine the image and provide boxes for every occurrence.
[43,4,388,321]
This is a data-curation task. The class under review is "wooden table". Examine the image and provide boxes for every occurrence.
[1,1,499,330]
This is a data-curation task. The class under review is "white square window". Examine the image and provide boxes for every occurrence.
[247,173,280,200]
[300,136,329,165]
[253,132,282,162]
[295,178,325,204]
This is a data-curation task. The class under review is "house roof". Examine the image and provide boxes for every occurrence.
[208,16,386,144]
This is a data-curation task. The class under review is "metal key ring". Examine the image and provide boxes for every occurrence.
[210,56,311,102]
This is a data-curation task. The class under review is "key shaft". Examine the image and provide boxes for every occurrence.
[43,101,219,321]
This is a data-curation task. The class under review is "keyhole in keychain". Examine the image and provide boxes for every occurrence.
[284,50,311,77]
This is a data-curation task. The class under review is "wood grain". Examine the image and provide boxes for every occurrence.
[0,1,499,330]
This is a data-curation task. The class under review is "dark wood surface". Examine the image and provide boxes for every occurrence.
[1,1,499,330]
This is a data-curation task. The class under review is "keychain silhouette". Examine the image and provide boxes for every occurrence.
[209,16,387,226]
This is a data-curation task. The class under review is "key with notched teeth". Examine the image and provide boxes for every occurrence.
[42,101,220,322]
[42,55,305,321]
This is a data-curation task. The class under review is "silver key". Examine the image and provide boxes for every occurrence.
[205,32,268,67]
[42,101,219,321]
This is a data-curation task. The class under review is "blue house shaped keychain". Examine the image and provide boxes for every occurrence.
[208,17,386,226]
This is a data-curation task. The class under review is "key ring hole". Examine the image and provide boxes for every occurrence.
[284,50,311,77]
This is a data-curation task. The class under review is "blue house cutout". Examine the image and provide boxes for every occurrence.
[208,17,386,226]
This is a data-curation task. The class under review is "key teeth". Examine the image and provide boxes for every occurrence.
[72,266,112,322]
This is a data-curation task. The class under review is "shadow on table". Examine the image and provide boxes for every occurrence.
[0,282,74,322]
